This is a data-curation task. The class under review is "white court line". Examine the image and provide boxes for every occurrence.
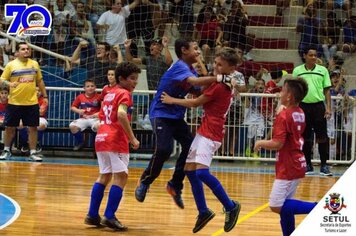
[0,193,21,230]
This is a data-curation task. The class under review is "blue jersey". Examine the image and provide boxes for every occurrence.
[149,60,198,119]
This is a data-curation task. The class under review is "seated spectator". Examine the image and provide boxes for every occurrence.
[276,0,290,16]
[220,0,253,61]
[0,87,8,127]
[243,79,266,157]
[327,0,352,20]
[195,6,222,64]
[71,41,120,88]
[261,70,284,122]
[342,16,356,55]
[321,11,342,65]
[18,88,48,153]
[125,37,173,90]
[69,79,101,151]
[100,67,119,100]
[296,3,324,62]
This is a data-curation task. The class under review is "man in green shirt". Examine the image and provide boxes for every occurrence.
[292,45,332,176]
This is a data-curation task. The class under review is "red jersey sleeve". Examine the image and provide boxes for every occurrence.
[272,112,287,144]
[71,94,81,108]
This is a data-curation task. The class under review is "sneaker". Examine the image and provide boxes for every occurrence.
[0,150,11,160]
[320,165,333,176]
[224,200,241,232]
[101,216,128,231]
[36,143,42,152]
[305,164,314,175]
[166,182,184,209]
[21,145,29,153]
[84,215,102,227]
[192,209,215,233]
[73,143,84,151]
[135,182,149,202]
[28,152,43,162]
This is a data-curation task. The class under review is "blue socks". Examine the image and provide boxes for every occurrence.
[73,131,83,144]
[38,130,44,143]
[88,182,105,217]
[280,199,317,236]
[196,169,235,211]
[185,170,208,215]
[104,185,123,219]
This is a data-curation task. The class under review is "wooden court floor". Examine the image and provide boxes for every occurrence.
[0,159,341,236]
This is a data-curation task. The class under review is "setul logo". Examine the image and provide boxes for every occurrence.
[324,192,347,214]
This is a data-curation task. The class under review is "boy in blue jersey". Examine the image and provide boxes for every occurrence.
[135,38,231,209]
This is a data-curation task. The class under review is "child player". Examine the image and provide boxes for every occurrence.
[254,78,317,236]
[100,67,120,100]
[160,47,241,233]
[84,62,141,230]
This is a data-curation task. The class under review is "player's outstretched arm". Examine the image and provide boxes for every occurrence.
[254,139,283,153]
[160,92,211,108]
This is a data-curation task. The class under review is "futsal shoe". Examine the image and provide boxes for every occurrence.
[320,165,333,176]
[135,182,149,202]
[224,200,241,232]
[84,214,102,227]
[0,150,11,160]
[28,152,43,162]
[73,143,84,151]
[166,181,184,209]
[101,216,128,231]
[193,209,215,233]
[305,164,314,175]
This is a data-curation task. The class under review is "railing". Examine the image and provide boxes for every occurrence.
[44,87,355,164]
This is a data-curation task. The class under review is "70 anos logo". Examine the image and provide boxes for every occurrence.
[5,4,52,36]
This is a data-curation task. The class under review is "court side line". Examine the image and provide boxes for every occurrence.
[0,193,21,230]
[211,202,269,236]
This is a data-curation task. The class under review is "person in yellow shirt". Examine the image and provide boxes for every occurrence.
[0,42,48,162]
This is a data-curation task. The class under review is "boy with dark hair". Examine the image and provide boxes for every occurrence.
[85,62,141,230]
[254,78,317,236]
[160,47,241,233]
[135,38,233,209]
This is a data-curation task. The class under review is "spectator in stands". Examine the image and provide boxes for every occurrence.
[18,88,48,153]
[327,0,352,21]
[296,3,323,62]
[126,0,160,56]
[261,70,283,122]
[195,6,222,65]
[342,16,356,55]
[292,45,332,176]
[0,42,48,162]
[243,79,266,157]
[219,0,253,61]
[276,0,290,16]
[96,0,139,52]
[0,87,8,127]
[71,41,119,88]
[100,67,120,100]
[69,79,101,151]
[321,11,342,65]
[125,36,173,90]
[86,0,111,38]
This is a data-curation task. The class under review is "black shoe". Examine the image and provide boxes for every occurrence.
[135,182,149,202]
[84,215,102,226]
[166,182,184,209]
[101,216,128,231]
[36,143,42,152]
[193,209,215,233]
[306,164,314,175]
[320,165,333,176]
[224,200,241,232]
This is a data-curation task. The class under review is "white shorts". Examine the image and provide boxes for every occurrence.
[39,117,48,128]
[186,133,221,167]
[97,152,129,174]
[269,179,301,208]
[69,118,99,132]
